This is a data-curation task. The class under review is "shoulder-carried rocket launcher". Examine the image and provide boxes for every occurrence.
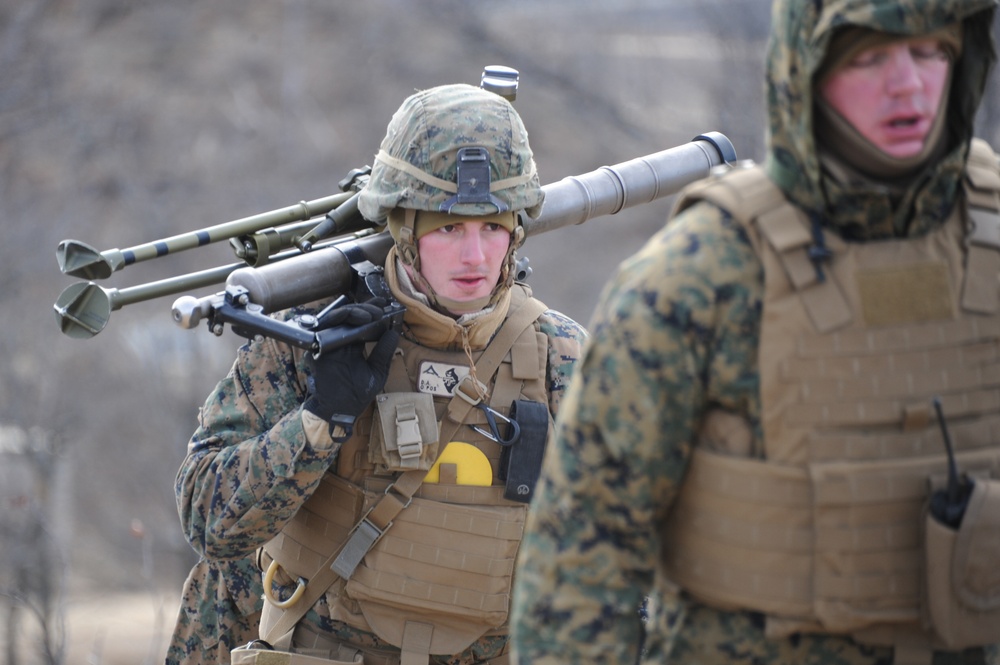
[53,67,736,355]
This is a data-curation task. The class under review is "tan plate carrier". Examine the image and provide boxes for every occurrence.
[250,293,550,665]
[663,141,1000,664]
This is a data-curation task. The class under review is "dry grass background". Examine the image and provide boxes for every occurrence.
[1,0,997,662]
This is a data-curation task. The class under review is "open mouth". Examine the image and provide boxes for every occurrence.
[453,276,488,291]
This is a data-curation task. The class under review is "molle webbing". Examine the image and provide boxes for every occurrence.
[265,473,361,582]
[665,446,1000,626]
[345,484,524,622]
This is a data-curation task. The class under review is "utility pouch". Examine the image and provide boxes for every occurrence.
[345,490,525,656]
[924,476,1000,649]
[497,400,550,503]
[368,392,439,472]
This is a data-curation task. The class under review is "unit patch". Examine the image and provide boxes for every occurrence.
[418,361,469,396]
[857,262,952,326]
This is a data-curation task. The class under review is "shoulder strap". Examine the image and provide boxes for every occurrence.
[674,162,853,332]
[261,295,548,644]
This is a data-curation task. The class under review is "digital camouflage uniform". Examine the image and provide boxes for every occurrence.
[165,556,262,665]
[511,0,1000,664]
[174,83,588,665]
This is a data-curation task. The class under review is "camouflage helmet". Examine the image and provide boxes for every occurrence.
[357,83,544,226]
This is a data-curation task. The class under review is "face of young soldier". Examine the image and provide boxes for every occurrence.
[416,219,510,314]
[820,37,951,158]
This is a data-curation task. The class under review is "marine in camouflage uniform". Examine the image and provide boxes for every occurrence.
[511,0,1000,663]
[174,83,586,665]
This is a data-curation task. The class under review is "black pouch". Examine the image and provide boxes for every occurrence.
[498,400,550,503]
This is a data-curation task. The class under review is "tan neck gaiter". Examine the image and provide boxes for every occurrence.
[385,246,511,350]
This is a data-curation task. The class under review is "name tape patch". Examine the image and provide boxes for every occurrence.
[418,361,470,397]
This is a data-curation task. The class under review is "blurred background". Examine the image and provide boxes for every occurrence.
[2,0,999,663]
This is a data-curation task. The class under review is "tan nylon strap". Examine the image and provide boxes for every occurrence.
[510,325,542,380]
[757,205,812,253]
[374,149,537,195]
[437,296,546,441]
[754,197,852,332]
[262,296,548,645]
[231,647,362,665]
[400,621,434,665]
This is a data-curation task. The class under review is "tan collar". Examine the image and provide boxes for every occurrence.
[385,246,512,350]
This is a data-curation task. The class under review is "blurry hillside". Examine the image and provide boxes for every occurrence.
[1,0,999,662]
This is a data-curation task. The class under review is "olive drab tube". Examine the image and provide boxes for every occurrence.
[56,191,355,280]
[523,132,736,237]
[187,134,737,318]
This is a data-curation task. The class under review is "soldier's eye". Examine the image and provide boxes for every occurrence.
[911,42,947,61]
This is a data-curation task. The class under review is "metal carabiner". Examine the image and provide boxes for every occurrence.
[470,403,520,446]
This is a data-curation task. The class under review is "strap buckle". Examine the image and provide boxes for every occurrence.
[330,484,412,580]
[454,374,488,406]
[395,402,423,461]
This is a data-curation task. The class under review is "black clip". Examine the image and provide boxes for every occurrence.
[471,403,520,446]
[440,146,509,213]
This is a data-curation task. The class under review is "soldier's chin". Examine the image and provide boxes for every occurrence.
[879,139,926,159]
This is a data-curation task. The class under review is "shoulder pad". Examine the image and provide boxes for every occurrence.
[966,138,1000,195]
[671,161,785,228]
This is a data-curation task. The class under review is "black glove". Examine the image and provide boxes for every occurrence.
[303,326,400,428]
[316,300,387,328]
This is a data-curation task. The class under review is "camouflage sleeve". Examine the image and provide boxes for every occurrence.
[538,308,589,417]
[166,556,263,664]
[175,331,339,561]
[511,202,763,664]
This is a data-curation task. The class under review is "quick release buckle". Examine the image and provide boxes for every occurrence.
[330,517,383,579]
[440,146,509,214]
[330,484,412,580]
[454,374,489,406]
[395,402,423,462]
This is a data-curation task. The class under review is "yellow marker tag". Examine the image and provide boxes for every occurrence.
[423,442,493,486]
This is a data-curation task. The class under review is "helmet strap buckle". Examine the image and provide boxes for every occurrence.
[398,210,420,269]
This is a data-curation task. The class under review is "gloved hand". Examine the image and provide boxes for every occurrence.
[303,326,400,425]
[317,300,387,328]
